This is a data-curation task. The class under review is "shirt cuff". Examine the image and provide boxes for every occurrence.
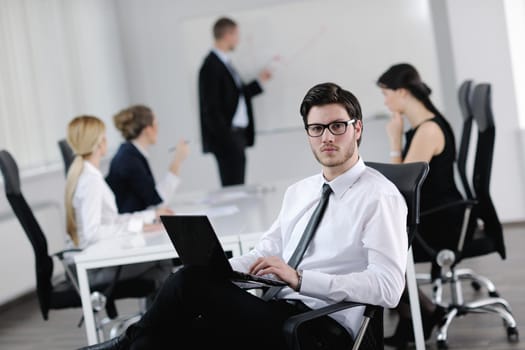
[144,209,157,223]
[298,270,333,299]
[127,217,143,233]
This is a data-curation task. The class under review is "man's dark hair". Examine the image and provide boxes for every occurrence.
[213,17,237,40]
[300,82,363,145]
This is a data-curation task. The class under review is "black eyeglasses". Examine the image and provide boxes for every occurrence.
[305,119,356,137]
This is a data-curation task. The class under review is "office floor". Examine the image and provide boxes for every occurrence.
[0,223,524,350]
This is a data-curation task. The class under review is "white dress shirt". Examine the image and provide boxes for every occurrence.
[131,141,181,206]
[212,48,249,128]
[67,161,156,250]
[230,158,408,336]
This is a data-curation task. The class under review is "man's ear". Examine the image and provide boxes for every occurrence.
[354,119,363,145]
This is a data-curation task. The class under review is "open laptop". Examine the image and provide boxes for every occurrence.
[160,215,287,287]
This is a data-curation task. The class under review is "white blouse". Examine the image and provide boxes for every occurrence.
[230,158,408,336]
[67,161,156,250]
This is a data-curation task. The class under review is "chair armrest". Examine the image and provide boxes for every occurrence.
[421,199,477,217]
[282,301,376,350]
[51,247,122,318]
[50,248,83,294]
[52,248,83,260]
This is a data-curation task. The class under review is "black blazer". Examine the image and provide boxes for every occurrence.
[198,51,263,154]
[105,142,162,213]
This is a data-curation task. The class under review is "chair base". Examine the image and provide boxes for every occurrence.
[417,267,500,304]
[435,298,519,348]
[422,266,520,349]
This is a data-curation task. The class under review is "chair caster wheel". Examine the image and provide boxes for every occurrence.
[437,340,448,349]
[471,280,481,291]
[507,326,519,342]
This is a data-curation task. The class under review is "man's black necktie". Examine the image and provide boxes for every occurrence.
[262,183,333,301]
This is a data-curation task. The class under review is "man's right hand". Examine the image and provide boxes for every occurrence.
[258,68,272,82]
[169,139,190,175]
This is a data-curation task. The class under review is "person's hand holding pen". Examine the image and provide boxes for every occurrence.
[169,139,190,175]
[258,67,272,82]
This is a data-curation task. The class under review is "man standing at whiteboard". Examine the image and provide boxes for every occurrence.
[198,17,272,187]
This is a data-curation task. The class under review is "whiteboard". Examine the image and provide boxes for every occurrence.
[180,0,443,133]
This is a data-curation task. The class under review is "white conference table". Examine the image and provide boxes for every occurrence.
[74,182,287,345]
[74,180,425,349]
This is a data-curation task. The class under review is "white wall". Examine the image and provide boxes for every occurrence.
[0,0,127,305]
[0,0,129,168]
[444,0,525,222]
[114,0,443,191]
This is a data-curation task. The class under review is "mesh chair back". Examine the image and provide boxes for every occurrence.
[457,80,475,199]
[463,84,505,260]
[0,150,54,319]
[58,139,75,176]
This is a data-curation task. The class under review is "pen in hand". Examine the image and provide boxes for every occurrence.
[168,140,190,152]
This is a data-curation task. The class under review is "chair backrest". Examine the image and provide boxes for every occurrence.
[464,83,505,260]
[0,150,54,319]
[358,162,427,349]
[366,162,429,245]
[58,139,75,176]
[457,79,475,199]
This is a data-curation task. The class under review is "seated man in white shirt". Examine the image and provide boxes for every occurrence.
[80,82,408,350]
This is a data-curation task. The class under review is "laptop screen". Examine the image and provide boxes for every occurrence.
[160,215,233,277]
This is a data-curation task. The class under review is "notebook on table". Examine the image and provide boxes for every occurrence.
[160,215,286,287]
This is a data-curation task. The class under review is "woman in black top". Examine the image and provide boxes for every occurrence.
[377,63,464,346]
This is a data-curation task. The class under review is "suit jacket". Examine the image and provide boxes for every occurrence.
[105,142,162,213]
[198,51,263,154]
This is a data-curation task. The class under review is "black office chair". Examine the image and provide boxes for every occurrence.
[417,84,519,349]
[58,138,75,176]
[0,149,158,341]
[416,80,498,299]
[283,161,429,350]
[456,79,475,200]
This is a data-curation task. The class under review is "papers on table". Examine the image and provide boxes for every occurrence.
[176,204,239,218]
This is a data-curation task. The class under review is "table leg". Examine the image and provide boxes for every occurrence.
[77,264,98,345]
[406,247,426,349]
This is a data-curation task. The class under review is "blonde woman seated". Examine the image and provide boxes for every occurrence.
[64,115,172,289]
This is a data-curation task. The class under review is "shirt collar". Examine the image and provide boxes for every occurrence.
[83,160,103,177]
[131,140,149,159]
[212,47,230,65]
[321,157,366,199]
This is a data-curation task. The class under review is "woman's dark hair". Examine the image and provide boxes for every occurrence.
[377,63,441,116]
[300,82,363,145]
[113,105,154,141]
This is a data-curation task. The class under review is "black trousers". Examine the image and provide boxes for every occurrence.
[127,266,353,350]
[212,128,247,187]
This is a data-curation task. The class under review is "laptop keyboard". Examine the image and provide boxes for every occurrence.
[233,270,287,286]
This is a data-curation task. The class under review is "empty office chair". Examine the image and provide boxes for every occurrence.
[439,80,501,299]
[416,80,493,297]
[417,84,519,348]
[0,149,158,341]
[283,161,429,350]
[58,138,75,176]
[456,79,475,200]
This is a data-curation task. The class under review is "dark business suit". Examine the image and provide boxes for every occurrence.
[198,50,263,186]
[106,142,162,213]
